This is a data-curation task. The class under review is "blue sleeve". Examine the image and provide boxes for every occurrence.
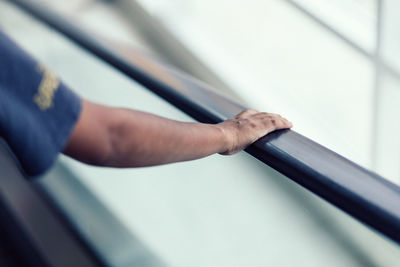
[0,31,82,177]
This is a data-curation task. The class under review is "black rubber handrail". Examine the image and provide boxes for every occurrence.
[9,0,400,244]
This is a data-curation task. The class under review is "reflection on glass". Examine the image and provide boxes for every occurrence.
[289,0,377,51]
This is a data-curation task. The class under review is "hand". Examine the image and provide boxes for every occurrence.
[217,109,292,155]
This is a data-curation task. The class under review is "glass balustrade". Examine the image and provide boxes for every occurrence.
[1,1,400,266]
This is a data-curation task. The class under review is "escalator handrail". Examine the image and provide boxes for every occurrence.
[9,0,400,244]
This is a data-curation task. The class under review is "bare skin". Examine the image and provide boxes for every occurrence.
[63,99,292,167]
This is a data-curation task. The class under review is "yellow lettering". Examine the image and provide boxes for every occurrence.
[33,65,59,110]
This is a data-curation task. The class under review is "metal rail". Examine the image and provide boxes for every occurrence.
[9,0,400,244]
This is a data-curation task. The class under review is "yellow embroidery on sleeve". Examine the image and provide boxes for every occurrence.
[34,65,60,110]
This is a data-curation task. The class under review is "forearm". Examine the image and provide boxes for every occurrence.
[106,108,229,167]
[64,100,291,168]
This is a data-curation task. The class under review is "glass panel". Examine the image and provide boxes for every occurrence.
[375,0,400,181]
[133,0,400,184]
[381,0,400,71]
[1,1,400,266]
[374,70,400,191]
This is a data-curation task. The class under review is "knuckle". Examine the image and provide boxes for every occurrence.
[237,109,258,118]
[235,118,248,127]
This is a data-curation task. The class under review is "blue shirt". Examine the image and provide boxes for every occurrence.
[0,31,82,177]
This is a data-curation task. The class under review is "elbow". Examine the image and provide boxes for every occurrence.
[96,121,136,168]
[64,100,130,167]
[74,124,120,167]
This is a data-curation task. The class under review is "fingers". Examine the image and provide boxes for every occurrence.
[235,110,292,130]
[253,112,292,130]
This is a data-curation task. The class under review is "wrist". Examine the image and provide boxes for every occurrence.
[214,122,234,155]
